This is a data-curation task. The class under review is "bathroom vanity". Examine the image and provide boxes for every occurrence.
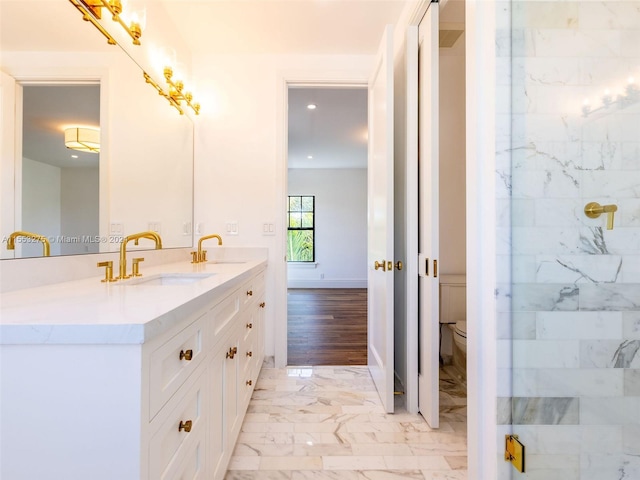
[0,255,266,480]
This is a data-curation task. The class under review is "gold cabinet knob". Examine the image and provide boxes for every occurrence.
[246,380,252,386]
[374,260,386,271]
[247,351,253,357]
[179,349,193,361]
[226,347,237,359]
[246,290,253,296]
[259,302,265,308]
[246,323,253,329]
[178,420,192,433]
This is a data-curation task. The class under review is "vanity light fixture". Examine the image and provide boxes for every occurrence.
[144,71,184,115]
[581,73,640,117]
[163,67,201,115]
[69,0,144,45]
[64,127,100,153]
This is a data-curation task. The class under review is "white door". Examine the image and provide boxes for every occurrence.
[368,24,395,414]
[417,4,440,428]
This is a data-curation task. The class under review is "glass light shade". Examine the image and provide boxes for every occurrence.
[64,127,100,153]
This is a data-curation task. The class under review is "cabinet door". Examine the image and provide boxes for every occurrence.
[149,368,208,480]
[208,347,226,480]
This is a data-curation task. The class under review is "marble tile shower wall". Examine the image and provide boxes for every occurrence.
[502,2,640,479]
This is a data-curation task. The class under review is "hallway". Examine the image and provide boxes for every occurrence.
[287,289,368,366]
[225,365,467,478]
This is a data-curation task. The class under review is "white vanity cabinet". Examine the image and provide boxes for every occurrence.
[0,264,266,480]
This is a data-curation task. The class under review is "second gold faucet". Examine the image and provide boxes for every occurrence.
[191,234,222,263]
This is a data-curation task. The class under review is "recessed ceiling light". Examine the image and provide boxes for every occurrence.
[307,104,317,110]
[307,155,313,159]
[71,155,78,158]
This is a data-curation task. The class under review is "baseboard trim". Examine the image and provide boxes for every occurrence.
[287,279,367,289]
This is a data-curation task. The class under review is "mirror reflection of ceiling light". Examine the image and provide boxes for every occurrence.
[64,127,100,153]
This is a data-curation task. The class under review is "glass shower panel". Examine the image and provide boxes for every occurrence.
[510,1,640,479]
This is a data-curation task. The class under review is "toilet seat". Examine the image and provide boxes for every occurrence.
[454,321,467,339]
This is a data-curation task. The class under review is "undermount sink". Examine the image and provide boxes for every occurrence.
[207,260,247,265]
[122,273,215,286]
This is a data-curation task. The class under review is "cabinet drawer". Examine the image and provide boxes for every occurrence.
[150,369,207,480]
[149,314,207,420]
[241,272,264,307]
[165,427,206,480]
[210,290,240,340]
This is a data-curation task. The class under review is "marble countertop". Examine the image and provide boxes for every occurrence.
[0,257,267,345]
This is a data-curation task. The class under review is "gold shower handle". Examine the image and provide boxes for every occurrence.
[584,202,618,230]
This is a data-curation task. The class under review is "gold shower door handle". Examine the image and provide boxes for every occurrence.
[584,202,618,230]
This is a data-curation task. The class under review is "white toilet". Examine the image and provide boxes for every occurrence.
[439,275,467,375]
[453,321,467,354]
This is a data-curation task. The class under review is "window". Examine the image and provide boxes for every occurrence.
[287,195,315,262]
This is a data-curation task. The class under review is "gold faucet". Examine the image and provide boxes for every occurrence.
[118,231,162,280]
[192,234,222,263]
[6,231,51,257]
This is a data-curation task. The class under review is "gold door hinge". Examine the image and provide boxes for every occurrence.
[505,435,525,473]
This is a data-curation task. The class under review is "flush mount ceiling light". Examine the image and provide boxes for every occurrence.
[307,104,317,110]
[64,127,100,153]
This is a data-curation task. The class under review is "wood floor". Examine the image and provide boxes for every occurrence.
[287,288,367,366]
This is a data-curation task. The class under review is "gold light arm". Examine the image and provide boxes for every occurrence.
[164,67,201,115]
[144,72,184,115]
[7,231,51,257]
[69,0,117,45]
[79,0,143,45]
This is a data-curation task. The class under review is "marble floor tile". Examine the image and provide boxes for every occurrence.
[226,366,468,479]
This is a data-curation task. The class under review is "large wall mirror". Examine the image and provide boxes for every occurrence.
[0,0,194,259]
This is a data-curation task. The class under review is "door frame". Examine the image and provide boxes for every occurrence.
[275,72,369,370]
[465,0,498,478]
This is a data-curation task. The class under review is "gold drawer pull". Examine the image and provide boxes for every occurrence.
[246,380,252,386]
[259,302,265,308]
[246,323,253,329]
[246,351,253,357]
[246,290,253,297]
[226,347,237,359]
[178,420,192,433]
[179,349,193,361]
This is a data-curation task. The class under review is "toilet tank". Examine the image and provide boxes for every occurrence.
[439,274,466,324]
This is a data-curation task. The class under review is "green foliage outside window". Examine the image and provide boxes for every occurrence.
[287,195,314,262]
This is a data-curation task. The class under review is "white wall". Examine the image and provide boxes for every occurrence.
[439,45,466,275]
[22,158,61,257]
[60,167,99,255]
[287,168,367,288]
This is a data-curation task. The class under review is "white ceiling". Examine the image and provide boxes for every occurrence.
[288,87,368,169]
[162,0,409,55]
